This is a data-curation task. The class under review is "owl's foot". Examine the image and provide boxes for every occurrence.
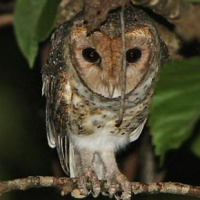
[78,167,101,198]
[105,172,131,200]
[116,172,131,200]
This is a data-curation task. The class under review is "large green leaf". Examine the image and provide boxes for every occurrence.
[148,57,200,161]
[14,0,61,68]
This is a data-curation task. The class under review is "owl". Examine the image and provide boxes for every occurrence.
[42,5,168,200]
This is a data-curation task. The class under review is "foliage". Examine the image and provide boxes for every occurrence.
[148,58,200,162]
[14,0,61,67]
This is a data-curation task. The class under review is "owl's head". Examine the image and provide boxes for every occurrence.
[64,6,168,98]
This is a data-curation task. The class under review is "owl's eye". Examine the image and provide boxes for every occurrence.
[82,47,101,63]
[126,48,142,63]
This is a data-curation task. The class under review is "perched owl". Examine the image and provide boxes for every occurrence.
[42,5,168,200]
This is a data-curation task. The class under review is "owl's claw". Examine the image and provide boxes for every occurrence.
[91,173,101,197]
[77,167,100,198]
[78,175,89,196]
[120,182,131,200]
[116,173,131,200]
[109,183,117,198]
[104,172,131,200]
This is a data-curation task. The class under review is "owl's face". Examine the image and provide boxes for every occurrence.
[66,8,161,98]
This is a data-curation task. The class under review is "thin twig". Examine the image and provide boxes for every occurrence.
[1,176,200,198]
[116,5,126,126]
[0,14,13,28]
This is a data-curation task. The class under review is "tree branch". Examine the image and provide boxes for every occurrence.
[0,14,13,28]
[1,176,200,198]
[82,0,200,41]
[83,0,129,33]
[0,176,74,195]
[131,0,200,40]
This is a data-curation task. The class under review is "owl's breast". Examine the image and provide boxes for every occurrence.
[64,84,149,151]
[68,91,118,136]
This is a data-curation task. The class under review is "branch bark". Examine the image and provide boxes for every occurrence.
[0,14,13,28]
[131,0,200,40]
[82,0,200,41]
[1,176,200,198]
[83,0,129,33]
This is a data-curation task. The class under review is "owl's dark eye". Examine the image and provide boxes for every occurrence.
[126,48,142,63]
[82,47,101,63]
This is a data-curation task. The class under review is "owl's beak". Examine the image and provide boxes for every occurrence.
[107,84,116,98]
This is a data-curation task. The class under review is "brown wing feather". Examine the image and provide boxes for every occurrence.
[42,23,70,175]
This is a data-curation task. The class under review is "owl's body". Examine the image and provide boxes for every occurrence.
[42,5,167,199]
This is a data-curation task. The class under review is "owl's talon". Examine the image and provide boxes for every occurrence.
[91,178,101,197]
[108,183,117,198]
[116,173,132,200]
[90,169,101,197]
[78,167,100,197]
[104,176,118,198]
[121,188,132,200]
[105,172,131,200]
[77,175,90,196]
[114,193,123,200]
[92,187,100,198]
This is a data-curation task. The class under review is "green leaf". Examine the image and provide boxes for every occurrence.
[14,0,61,68]
[191,132,200,157]
[36,0,61,41]
[148,57,200,161]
